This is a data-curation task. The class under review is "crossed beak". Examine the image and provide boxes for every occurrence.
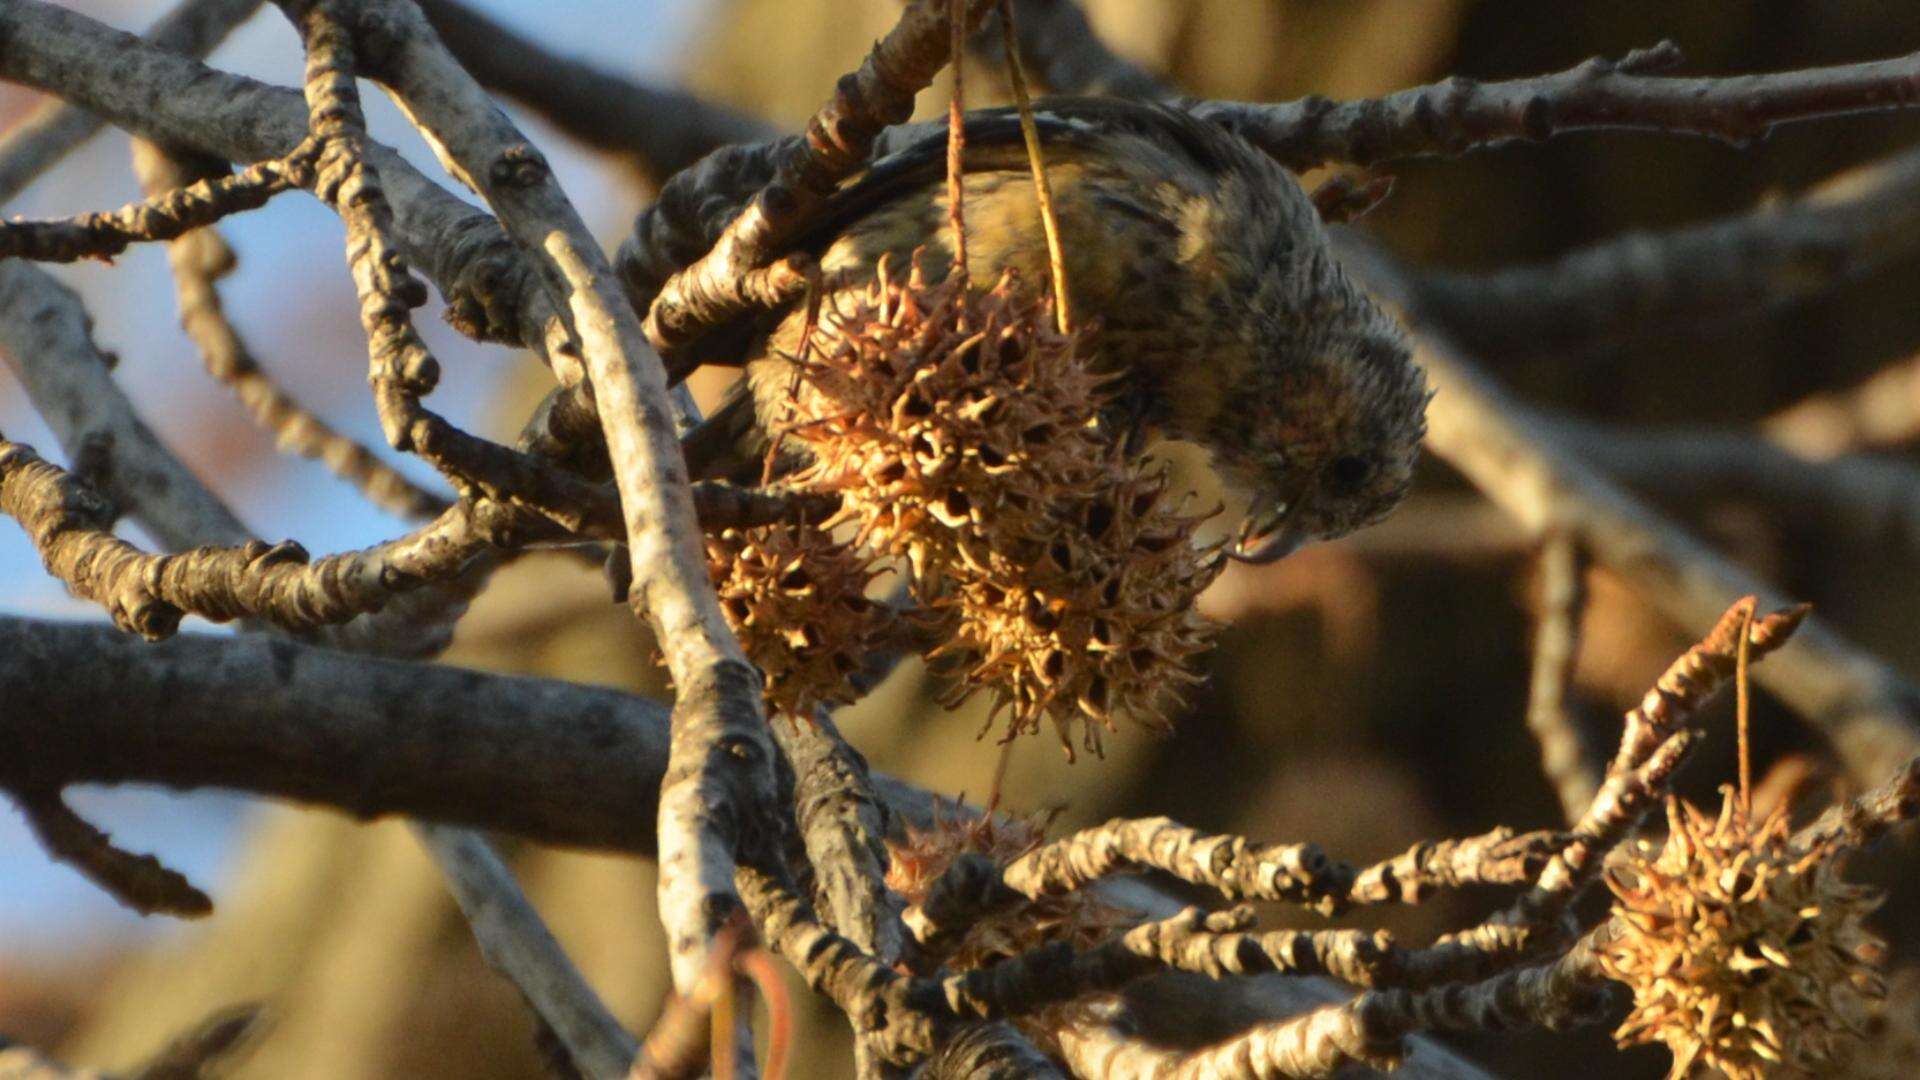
[1229,489,1312,565]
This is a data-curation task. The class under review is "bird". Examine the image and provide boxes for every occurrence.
[688,97,1428,563]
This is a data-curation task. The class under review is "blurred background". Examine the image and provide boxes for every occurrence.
[6,1,1920,1076]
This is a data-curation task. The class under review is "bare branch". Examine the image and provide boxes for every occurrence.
[1558,420,1920,556]
[1534,600,1805,898]
[0,0,262,206]
[316,0,778,997]
[771,711,919,1075]
[1525,532,1598,823]
[0,260,252,552]
[415,825,640,1080]
[291,0,438,453]
[1054,977,1496,1080]
[129,139,451,522]
[1403,144,1920,356]
[1062,935,1611,1080]
[411,0,773,186]
[1056,993,1407,1080]
[641,0,998,356]
[776,712,906,960]
[0,0,561,354]
[10,787,212,918]
[1195,42,1920,171]
[0,616,672,852]
[0,614,1524,1075]
[1801,753,1920,851]
[1338,235,1920,788]
[0,434,491,639]
[0,249,606,1079]
[0,254,489,656]
[0,145,310,262]
[996,817,1558,920]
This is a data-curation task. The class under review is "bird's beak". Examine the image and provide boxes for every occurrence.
[1229,491,1311,565]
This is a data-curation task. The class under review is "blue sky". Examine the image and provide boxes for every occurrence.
[0,0,703,944]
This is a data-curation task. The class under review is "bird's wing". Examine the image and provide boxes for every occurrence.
[792,97,1261,256]
[686,100,1269,476]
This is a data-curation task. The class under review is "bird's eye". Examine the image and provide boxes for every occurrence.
[1327,455,1372,495]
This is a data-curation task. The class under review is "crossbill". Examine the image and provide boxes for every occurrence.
[700,97,1428,562]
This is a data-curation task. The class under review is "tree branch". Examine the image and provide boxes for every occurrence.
[0,145,310,262]
[9,787,212,918]
[1338,235,1920,788]
[129,139,451,522]
[771,711,915,1075]
[0,434,494,640]
[0,0,561,355]
[0,260,252,553]
[0,0,263,206]
[411,0,773,186]
[1194,42,1920,171]
[1525,531,1598,823]
[639,0,998,357]
[0,616,671,851]
[1559,419,1920,556]
[1404,143,1920,356]
[413,824,640,1080]
[313,0,777,998]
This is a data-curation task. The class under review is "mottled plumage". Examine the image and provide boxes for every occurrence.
[720,98,1428,561]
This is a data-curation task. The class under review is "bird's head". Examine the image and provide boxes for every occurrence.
[1215,317,1429,564]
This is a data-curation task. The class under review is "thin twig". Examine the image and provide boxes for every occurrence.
[946,0,968,281]
[9,787,212,918]
[0,260,500,657]
[130,139,450,521]
[0,0,569,360]
[641,0,998,355]
[0,434,492,639]
[0,145,311,262]
[1525,531,1599,823]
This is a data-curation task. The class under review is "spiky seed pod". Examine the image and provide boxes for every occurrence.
[778,259,1222,756]
[927,464,1223,758]
[887,805,1136,1056]
[777,258,1112,569]
[703,521,894,721]
[1599,789,1887,1080]
[888,807,1135,969]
